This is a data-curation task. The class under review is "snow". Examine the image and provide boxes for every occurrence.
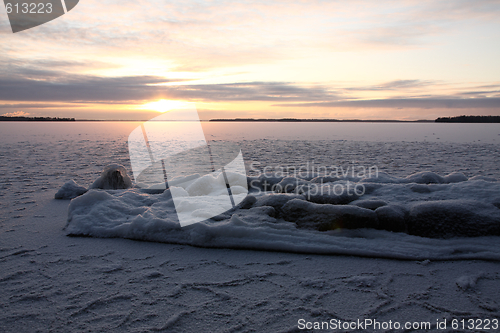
[456,273,484,290]
[54,179,87,200]
[1,122,500,332]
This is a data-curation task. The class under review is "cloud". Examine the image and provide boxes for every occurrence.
[275,98,500,109]
[338,0,500,48]
[1,111,30,117]
[0,68,340,102]
[3,0,499,72]
[0,103,80,108]
[1,67,499,112]
[344,80,436,91]
[166,82,340,102]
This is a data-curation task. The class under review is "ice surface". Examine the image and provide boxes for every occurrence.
[2,123,500,332]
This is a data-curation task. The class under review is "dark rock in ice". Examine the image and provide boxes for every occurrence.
[405,171,444,184]
[90,164,133,190]
[54,180,87,200]
[351,199,387,210]
[282,199,379,231]
[408,200,500,238]
[375,205,408,233]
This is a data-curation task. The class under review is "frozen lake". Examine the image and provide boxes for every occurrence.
[1,120,499,251]
[1,121,500,143]
[1,121,498,189]
[1,121,500,332]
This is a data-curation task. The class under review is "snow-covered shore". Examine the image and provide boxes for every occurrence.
[2,192,500,332]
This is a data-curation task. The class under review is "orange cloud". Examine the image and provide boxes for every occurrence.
[1,111,30,117]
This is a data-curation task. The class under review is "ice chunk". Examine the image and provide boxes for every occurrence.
[282,199,379,231]
[54,180,87,200]
[360,172,403,184]
[469,175,498,182]
[408,200,500,238]
[90,164,132,190]
[248,206,276,218]
[302,182,362,205]
[236,195,257,209]
[456,273,484,290]
[248,174,284,192]
[351,199,387,210]
[443,172,468,183]
[185,173,221,196]
[409,184,432,193]
[405,171,444,184]
[375,205,408,233]
[311,176,340,183]
[65,171,500,260]
[254,193,304,217]
[273,177,311,193]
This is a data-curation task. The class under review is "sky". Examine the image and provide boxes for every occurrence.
[1,0,500,120]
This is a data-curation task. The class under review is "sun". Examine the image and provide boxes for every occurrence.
[139,100,190,113]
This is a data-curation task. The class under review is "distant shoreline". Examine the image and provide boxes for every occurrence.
[0,116,76,122]
[435,116,500,123]
[1,116,499,123]
[208,118,434,123]
[0,117,434,123]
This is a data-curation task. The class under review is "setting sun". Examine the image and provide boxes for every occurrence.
[138,100,190,113]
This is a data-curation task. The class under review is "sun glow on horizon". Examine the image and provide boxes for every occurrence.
[138,100,191,113]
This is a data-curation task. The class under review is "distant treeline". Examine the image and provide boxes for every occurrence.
[210,118,432,122]
[435,116,500,123]
[0,116,76,122]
